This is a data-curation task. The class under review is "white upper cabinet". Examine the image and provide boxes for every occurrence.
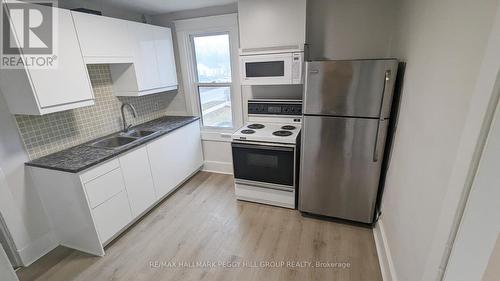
[152,25,178,89]
[109,23,178,96]
[0,4,94,115]
[126,22,160,90]
[71,11,133,63]
[0,7,178,114]
[238,0,306,51]
[71,12,178,96]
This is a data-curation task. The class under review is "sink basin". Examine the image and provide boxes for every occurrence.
[121,129,156,138]
[88,129,159,150]
[90,136,137,149]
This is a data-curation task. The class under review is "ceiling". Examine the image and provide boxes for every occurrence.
[99,0,237,15]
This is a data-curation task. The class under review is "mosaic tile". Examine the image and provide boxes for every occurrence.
[15,64,175,159]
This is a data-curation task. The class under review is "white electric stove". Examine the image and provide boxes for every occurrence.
[232,121,301,144]
[231,100,302,209]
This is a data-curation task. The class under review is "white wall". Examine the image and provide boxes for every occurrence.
[306,0,397,60]
[377,0,500,281]
[201,141,233,174]
[443,96,500,280]
[0,92,57,266]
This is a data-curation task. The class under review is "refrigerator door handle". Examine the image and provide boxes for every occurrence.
[373,118,383,162]
[373,70,391,162]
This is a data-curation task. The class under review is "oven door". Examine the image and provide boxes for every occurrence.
[232,142,295,190]
[240,53,292,85]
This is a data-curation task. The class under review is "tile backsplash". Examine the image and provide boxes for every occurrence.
[15,64,177,159]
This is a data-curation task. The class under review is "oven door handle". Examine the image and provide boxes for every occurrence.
[232,142,294,152]
[234,179,294,192]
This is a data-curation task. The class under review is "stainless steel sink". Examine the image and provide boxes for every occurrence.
[121,129,156,138]
[90,136,137,149]
[88,129,159,150]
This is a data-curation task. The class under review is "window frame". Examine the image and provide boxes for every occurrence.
[175,14,242,140]
[190,32,233,128]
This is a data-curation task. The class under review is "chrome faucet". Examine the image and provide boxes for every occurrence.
[121,103,138,132]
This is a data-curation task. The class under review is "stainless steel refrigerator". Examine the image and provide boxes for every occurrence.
[299,59,398,224]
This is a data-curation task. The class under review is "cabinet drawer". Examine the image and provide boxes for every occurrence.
[84,168,125,209]
[80,159,120,183]
[92,191,132,243]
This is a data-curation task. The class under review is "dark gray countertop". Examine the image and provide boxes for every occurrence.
[26,116,200,173]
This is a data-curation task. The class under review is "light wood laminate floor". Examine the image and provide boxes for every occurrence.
[17,172,382,281]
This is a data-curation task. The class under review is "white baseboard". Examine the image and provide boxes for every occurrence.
[17,231,58,266]
[373,219,398,281]
[202,161,233,175]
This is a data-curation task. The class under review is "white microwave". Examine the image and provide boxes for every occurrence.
[240,51,304,85]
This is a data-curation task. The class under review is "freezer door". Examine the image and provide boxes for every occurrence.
[299,115,388,223]
[304,60,398,118]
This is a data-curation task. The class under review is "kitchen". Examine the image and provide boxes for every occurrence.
[1,0,500,281]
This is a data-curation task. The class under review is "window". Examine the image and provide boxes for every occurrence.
[175,14,242,135]
[192,34,233,128]
[174,14,243,134]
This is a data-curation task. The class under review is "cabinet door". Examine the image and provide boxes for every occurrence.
[147,122,203,198]
[11,8,95,108]
[71,11,132,59]
[152,26,178,88]
[238,0,306,50]
[92,191,132,244]
[127,22,160,90]
[81,165,132,244]
[119,147,157,217]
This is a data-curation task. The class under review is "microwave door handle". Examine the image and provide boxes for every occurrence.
[373,70,391,162]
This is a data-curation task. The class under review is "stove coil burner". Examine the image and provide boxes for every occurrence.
[241,129,256,134]
[281,125,296,130]
[247,124,265,129]
[273,130,293,137]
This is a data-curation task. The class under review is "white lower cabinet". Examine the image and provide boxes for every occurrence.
[30,121,203,256]
[80,162,132,244]
[92,191,132,243]
[119,147,157,217]
[84,168,125,209]
[147,121,203,198]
